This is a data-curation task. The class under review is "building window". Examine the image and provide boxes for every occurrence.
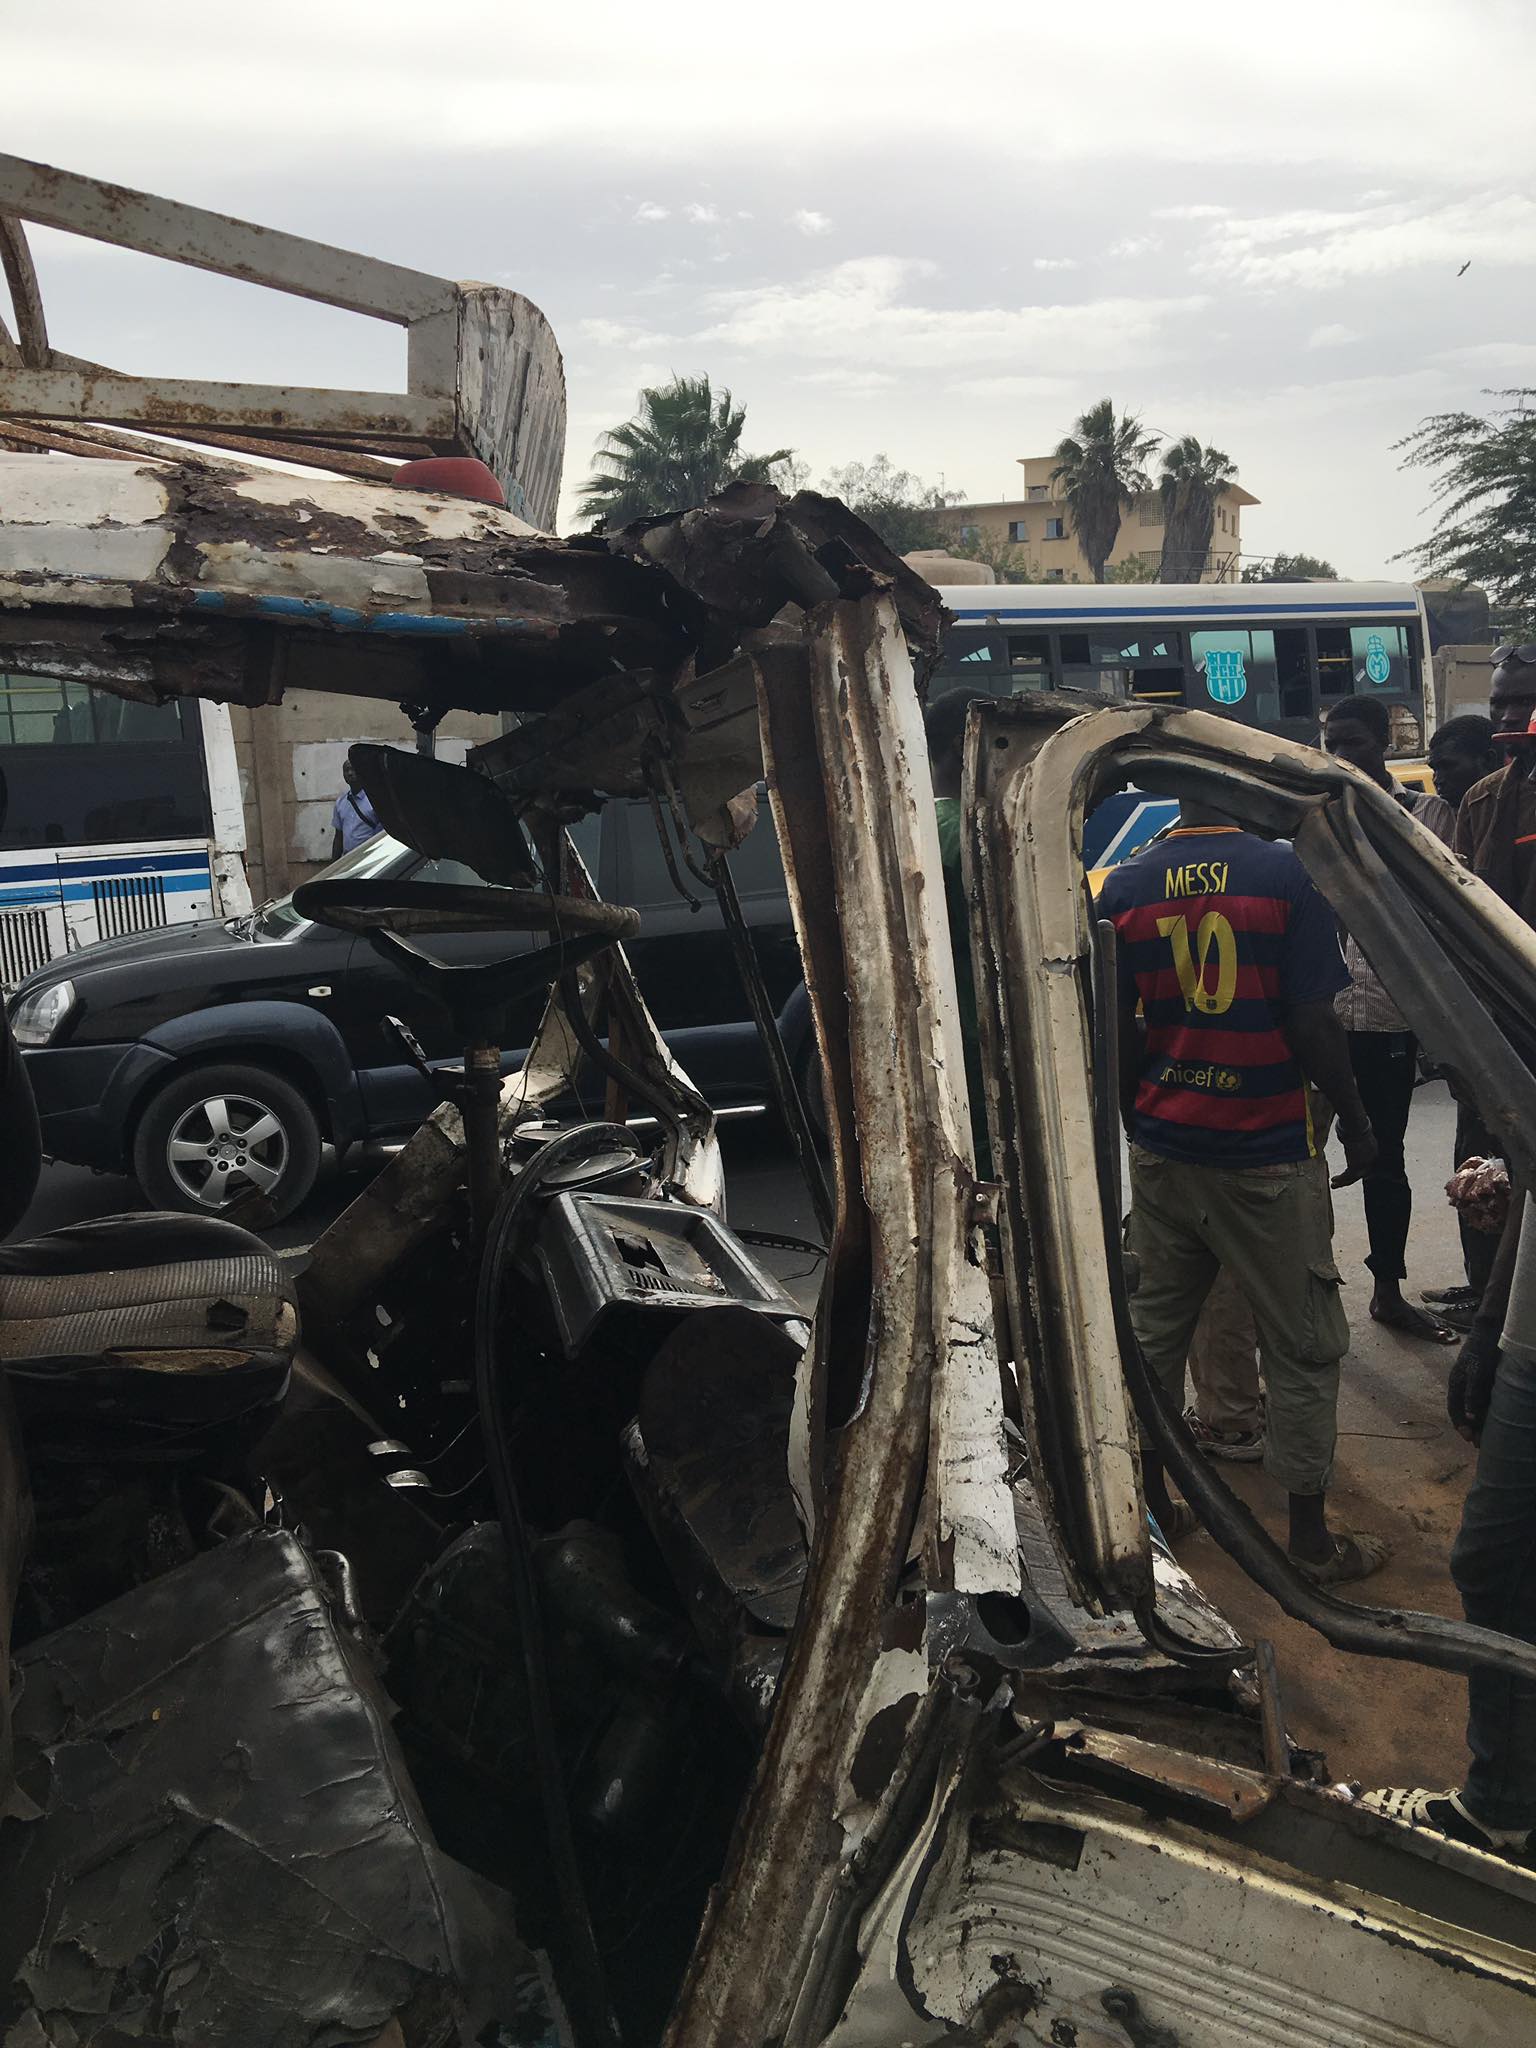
[1007,519,1028,542]
[1218,508,1228,533]
[958,523,979,543]
[1045,567,1066,582]
[1027,485,1049,502]
[1044,517,1065,540]
[1138,496,1160,527]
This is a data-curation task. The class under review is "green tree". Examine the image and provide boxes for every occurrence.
[1157,436,1239,580]
[1106,554,1160,583]
[579,374,794,529]
[1240,550,1340,582]
[1050,398,1160,583]
[1397,389,1536,627]
[948,530,1043,583]
[820,454,959,553]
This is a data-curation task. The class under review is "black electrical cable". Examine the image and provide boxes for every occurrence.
[474,1122,641,2048]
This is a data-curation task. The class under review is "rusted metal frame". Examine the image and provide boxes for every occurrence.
[1011,705,1536,1685]
[663,594,1016,2048]
[0,214,48,367]
[0,157,566,525]
[967,702,1152,1614]
[4,366,453,444]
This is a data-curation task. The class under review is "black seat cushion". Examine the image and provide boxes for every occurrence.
[1,1528,558,2045]
[0,1213,296,1463]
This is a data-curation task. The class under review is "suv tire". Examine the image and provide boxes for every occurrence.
[134,1062,323,1223]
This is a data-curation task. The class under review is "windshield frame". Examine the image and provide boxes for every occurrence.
[249,833,413,940]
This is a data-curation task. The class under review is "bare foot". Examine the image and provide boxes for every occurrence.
[1370,1292,1458,1344]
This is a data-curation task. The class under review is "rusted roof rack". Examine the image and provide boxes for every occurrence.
[0,154,566,527]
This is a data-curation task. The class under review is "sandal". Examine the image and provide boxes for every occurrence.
[1423,1286,1480,1310]
[1152,1500,1200,1543]
[1359,1786,1535,1859]
[1369,1298,1458,1345]
[1287,1530,1391,1586]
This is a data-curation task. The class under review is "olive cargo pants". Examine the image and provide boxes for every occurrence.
[1127,1146,1350,1496]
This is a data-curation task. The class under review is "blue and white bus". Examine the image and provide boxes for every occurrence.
[0,670,249,990]
[931,580,1435,871]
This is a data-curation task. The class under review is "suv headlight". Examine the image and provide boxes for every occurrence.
[11,979,76,1047]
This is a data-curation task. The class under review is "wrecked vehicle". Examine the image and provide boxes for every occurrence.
[4,157,1536,2048]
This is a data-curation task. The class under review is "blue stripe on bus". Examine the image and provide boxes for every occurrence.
[949,600,1420,621]
[0,875,210,905]
[0,852,209,884]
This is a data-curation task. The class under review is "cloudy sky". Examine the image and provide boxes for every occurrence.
[7,1,1534,573]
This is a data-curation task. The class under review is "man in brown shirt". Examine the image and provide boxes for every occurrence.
[1455,648,1536,925]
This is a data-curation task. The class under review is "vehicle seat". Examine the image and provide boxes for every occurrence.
[0,1212,296,1465]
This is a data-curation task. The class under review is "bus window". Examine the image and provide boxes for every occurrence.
[1352,624,1409,694]
[0,675,185,746]
[1189,630,1259,718]
[1315,627,1353,697]
[1276,627,1311,721]
[1007,635,1051,690]
[932,628,1007,696]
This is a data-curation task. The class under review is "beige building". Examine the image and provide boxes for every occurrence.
[942,454,1258,584]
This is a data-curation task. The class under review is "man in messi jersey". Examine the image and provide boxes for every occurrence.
[1101,802,1390,1584]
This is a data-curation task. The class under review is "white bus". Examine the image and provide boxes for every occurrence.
[932,580,1434,752]
[0,669,249,990]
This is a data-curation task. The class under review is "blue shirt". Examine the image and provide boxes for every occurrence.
[1098,826,1348,1167]
[332,788,380,853]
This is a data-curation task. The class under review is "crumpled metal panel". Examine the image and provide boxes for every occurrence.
[663,593,1018,2048]
[0,1528,561,2047]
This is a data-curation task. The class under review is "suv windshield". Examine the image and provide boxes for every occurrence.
[249,833,410,939]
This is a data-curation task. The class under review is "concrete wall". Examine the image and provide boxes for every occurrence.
[230,691,502,900]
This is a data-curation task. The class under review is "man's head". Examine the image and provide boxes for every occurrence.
[342,757,361,794]
[1428,714,1500,809]
[1490,645,1536,770]
[924,690,976,799]
[1322,694,1391,780]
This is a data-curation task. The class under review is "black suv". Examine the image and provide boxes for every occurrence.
[7,799,809,1219]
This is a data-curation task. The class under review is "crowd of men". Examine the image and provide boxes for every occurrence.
[928,639,1536,1864]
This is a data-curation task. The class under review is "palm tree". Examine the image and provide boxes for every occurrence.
[1050,399,1160,583]
[1158,436,1240,581]
[579,374,793,529]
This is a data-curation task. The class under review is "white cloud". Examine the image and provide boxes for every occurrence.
[576,317,670,349]
[1306,323,1361,348]
[1437,340,1536,374]
[1107,234,1162,258]
[948,374,1074,401]
[1033,256,1079,271]
[1195,193,1536,289]
[1154,203,1231,221]
[684,202,722,224]
[796,367,899,396]
[791,209,834,237]
[697,255,1207,373]
[633,201,669,223]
